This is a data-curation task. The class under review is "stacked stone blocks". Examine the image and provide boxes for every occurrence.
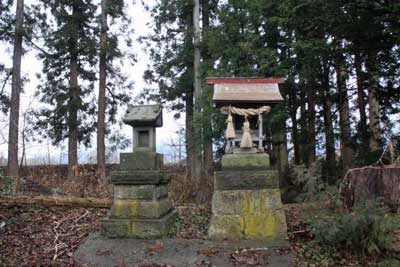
[101,105,176,239]
[101,151,176,239]
[208,151,288,241]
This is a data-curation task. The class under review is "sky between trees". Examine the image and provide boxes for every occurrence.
[0,0,185,165]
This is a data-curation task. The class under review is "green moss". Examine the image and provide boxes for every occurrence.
[110,199,171,219]
[244,209,287,239]
[208,215,244,239]
[221,153,270,170]
[209,213,287,240]
[209,188,288,240]
[213,189,283,215]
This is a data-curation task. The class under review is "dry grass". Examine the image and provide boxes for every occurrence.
[16,164,115,199]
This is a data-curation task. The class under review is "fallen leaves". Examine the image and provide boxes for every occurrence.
[96,247,113,255]
[117,259,129,267]
[0,204,107,266]
[0,200,395,267]
[197,248,219,257]
[174,204,210,239]
[229,248,269,267]
[134,263,175,267]
[144,241,164,256]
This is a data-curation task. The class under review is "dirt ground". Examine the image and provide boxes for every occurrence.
[0,202,386,267]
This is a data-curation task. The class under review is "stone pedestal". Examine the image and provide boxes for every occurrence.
[208,151,287,241]
[101,151,176,239]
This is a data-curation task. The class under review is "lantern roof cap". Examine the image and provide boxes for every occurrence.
[123,104,163,127]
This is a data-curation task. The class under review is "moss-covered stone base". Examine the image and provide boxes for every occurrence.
[208,212,287,240]
[119,152,163,171]
[101,210,177,239]
[221,153,270,170]
[208,189,287,241]
[114,185,168,201]
[109,198,172,219]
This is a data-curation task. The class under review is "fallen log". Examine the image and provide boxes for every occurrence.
[0,195,113,208]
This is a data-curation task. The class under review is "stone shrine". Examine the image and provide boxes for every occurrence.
[101,104,176,238]
[207,77,288,241]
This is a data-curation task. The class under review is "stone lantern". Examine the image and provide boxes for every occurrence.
[123,105,163,152]
[207,77,288,242]
[101,104,176,239]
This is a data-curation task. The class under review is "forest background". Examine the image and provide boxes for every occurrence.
[0,0,399,198]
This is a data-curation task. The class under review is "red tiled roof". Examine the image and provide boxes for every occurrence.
[207,77,285,84]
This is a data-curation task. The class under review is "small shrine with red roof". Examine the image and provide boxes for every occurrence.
[207,77,285,153]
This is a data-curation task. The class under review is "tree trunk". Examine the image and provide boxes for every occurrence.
[321,62,336,183]
[183,4,196,197]
[185,89,195,181]
[192,0,203,194]
[201,0,213,177]
[299,87,307,165]
[97,0,108,182]
[365,51,381,152]
[307,88,316,165]
[19,112,26,168]
[278,132,289,173]
[68,4,79,179]
[335,54,353,173]
[354,51,369,153]
[288,88,300,164]
[7,0,24,191]
[341,166,400,212]
[272,113,289,175]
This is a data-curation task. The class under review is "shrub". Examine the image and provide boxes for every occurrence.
[0,175,15,196]
[377,258,400,267]
[308,200,396,255]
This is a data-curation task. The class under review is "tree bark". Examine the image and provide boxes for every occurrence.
[278,132,289,173]
[272,113,289,175]
[201,0,213,177]
[7,0,24,191]
[335,53,353,173]
[97,0,108,181]
[68,4,79,179]
[192,0,203,194]
[299,87,307,165]
[307,88,316,165]
[354,51,369,153]
[288,88,300,164]
[321,62,336,182]
[183,4,196,196]
[365,51,381,152]
[341,166,400,212]
[19,112,26,168]
[185,89,195,179]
